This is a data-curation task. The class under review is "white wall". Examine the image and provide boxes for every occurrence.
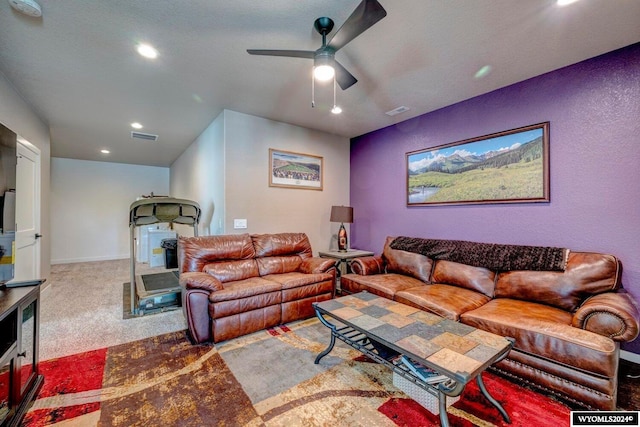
[171,109,351,254]
[170,112,224,236]
[0,71,51,279]
[50,158,169,263]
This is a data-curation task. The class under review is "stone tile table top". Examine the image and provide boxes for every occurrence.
[314,291,512,382]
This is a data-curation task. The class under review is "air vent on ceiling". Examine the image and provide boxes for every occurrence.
[131,131,158,141]
[385,106,410,117]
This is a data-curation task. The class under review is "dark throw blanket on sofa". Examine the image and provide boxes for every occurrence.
[390,237,569,271]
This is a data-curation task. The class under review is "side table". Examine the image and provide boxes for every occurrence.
[318,249,374,294]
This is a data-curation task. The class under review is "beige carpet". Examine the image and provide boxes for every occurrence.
[40,259,186,360]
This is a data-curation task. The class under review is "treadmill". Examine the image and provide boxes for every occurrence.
[129,197,201,315]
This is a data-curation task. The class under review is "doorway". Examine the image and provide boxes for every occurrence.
[14,140,41,281]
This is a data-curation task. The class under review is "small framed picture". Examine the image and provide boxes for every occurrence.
[269,148,323,190]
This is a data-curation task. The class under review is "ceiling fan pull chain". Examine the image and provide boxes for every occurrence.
[311,70,316,108]
[333,75,337,108]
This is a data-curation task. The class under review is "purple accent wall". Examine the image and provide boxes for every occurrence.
[350,42,640,353]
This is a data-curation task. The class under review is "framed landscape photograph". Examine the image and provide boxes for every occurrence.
[269,148,323,190]
[407,122,550,206]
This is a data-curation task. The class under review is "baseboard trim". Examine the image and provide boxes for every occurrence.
[51,254,129,264]
[621,350,640,364]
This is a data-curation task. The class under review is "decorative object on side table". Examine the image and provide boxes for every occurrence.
[330,205,353,251]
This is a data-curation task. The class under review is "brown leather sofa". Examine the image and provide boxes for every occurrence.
[341,236,640,410]
[179,233,336,343]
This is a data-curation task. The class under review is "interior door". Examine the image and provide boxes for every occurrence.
[14,141,41,281]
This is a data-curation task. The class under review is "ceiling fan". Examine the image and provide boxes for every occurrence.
[247,0,387,91]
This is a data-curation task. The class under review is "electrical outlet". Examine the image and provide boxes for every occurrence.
[233,219,247,229]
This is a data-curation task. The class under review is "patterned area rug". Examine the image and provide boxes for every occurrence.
[24,318,571,426]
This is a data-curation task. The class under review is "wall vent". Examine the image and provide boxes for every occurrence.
[131,131,158,141]
[385,106,410,117]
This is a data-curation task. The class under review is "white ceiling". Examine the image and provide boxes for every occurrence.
[0,0,639,167]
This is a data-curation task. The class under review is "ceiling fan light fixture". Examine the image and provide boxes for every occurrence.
[247,0,387,106]
[314,65,335,81]
[313,52,335,81]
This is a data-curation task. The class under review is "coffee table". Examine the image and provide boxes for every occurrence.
[313,291,514,427]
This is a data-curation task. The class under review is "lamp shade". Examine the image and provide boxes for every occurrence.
[330,206,353,223]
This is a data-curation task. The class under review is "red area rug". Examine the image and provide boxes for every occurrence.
[24,348,106,426]
[379,370,570,426]
[24,320,572,426]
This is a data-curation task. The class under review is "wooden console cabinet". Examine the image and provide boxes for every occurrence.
[0,285,43,427]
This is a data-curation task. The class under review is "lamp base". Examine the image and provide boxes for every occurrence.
[338,223,348,252]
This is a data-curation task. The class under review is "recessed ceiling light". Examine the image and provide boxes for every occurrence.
[100,149,110,154]
[557,0,580,6]
[131,122,143,129]
[137,43,158,59]
[8,0,42,17]
[474,65,493,79]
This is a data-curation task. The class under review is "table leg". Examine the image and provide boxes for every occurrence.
[314,308,338,364]
[314,332,336,364]
[335,259,345,295]
[476,373,511,423]
[438,389,450,427]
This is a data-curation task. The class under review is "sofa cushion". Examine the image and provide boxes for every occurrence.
[256,256,303,276]
[266,272,334,304]
[340,273,426,300]
[263,272,333,290]
[431,260,496,297]
[461,299,617,377]
[382,236,433,282]
[495,252,621,311]
[251,232,312,258]
[396,284,491,321]
[208,277,282,303]
[179,234,255,273]
[203,259,259,283]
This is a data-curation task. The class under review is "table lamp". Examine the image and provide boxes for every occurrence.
[330,205,353,252]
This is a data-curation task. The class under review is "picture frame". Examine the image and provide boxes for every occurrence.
[407,122,550,206]
[269,148,323,190]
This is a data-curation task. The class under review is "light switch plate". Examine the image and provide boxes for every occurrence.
[234,219,247,229]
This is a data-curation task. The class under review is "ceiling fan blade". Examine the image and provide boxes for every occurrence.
[327,0,387,51]
[246,49,315,59]
[334,61,358,90]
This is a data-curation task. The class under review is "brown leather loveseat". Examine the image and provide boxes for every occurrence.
[341,236,640,410]
[179,232,336,343]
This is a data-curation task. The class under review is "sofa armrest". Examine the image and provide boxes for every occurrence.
[350,256,384,275]
[179,271,223,292]
[573,292,640,342]
[301,257,337,274]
